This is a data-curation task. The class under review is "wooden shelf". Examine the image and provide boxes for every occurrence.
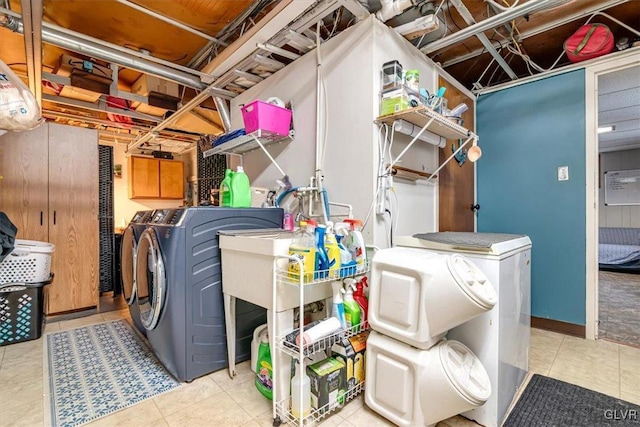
[375,106,472,141]
[202,129,294,157]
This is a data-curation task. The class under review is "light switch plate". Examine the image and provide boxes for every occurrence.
[558,166,569,181]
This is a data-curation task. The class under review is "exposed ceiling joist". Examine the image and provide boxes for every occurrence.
[19,0,42,106]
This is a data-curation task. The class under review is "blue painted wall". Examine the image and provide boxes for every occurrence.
[477,70,587,326]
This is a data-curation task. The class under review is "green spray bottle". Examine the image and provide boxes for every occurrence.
[342,278,360,332]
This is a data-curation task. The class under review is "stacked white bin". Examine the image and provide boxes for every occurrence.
[365,247,497,426]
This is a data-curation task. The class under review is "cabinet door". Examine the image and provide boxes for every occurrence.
[0,125,49,242]
[47,124,99,314]
[159,160,184,199]
[437,76,476,232]
[128,156,160,198]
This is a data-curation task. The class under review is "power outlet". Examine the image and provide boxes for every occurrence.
[558,166,569,181]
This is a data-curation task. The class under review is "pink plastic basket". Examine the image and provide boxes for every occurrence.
[241,100,292,136]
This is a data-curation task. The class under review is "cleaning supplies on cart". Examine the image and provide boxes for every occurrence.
[353,277,369,329]
[343,219,366,272]
[230,166,251,207]
[331,330,369,390]
[342,278,361,332]
[331,281,347,330]
[307,357,347,413]
[254,326,273,400]
[295,317,342,347]
[335,222,357,277]
[325,222,341,279]
[219,169,233,207]
[251,324,268,373]
[314,224,330,280]
[291,361,311,418]
[288,221,317,283]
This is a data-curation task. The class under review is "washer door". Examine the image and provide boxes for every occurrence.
[136,228,166,330]
[120,226,137,306]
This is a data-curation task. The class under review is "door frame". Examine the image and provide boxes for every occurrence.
[584,53,640,340]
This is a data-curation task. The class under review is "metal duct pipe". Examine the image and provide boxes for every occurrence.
[0,8,207,90]
[213,97,231,133]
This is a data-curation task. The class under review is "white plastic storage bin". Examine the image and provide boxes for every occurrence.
[0,240,55,284]
[369,248,497,349]
[365,331,491,427]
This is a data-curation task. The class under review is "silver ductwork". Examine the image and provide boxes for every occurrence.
[213,97,231,133]
[0,10,207,90]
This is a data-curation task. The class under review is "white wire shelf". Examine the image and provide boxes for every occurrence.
[202,128,294,157]
[375,106,472,141]
[275,260,371,287]
[275,380,365,426]
[276,321,369,358]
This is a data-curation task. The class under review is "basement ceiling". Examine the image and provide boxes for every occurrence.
[0,0,638,153]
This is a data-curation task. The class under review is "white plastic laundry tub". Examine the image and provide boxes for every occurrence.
[365,331,491,426]
[368,247,497,349]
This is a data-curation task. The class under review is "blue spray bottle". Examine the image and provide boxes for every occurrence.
[331,281,347,330]
[314,224,330,280]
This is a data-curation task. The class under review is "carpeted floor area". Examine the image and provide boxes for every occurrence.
[599,271,640,347]
[504,374,640,427]
[45,320,181,427]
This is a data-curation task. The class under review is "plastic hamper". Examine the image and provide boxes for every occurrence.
[0,239,54,284]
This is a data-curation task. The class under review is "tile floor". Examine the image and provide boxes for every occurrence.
[598,270,640,347]
[0,311,639,427]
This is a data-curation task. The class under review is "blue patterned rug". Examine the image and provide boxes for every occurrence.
[45,319,181,427]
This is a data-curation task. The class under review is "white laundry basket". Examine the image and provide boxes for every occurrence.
[0,239,55,284]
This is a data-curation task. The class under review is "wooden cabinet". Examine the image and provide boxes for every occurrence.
[0,123,99,315]
[128,156,184,199]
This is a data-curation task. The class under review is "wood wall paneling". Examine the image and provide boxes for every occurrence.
[0,125,49,242]
[437,76,475,232]
[46,124,99,314]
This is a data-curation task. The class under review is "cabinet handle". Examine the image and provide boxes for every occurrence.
[40,211,43,226]
[53,210,57,225]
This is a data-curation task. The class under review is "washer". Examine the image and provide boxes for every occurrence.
[395,232,532,427]
[135,207,283,382]
[120,210,155,336]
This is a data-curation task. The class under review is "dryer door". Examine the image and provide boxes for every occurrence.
[136,228,166,330]
[120,226,137,306]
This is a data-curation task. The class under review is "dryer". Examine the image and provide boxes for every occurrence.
[135,207,283,382]
[120,210,155,336]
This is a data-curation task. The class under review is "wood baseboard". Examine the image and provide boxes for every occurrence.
[531,316,586,338]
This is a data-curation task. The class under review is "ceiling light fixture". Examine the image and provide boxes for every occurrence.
[598,125,615,133]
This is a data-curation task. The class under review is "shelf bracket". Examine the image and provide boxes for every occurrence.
[386,117,435,174]
[251,135,287,177]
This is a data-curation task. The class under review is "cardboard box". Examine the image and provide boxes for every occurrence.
[56,54,113,82]
[132,74,179,99]
[59,85,101,103]
[306,357,346,413]
[331,330,368,390]
[131,102,168,117]
[380,87,409,116]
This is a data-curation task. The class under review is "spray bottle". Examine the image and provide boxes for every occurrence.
[353,277,369,329]
[342,278,360,332]
[331,281,347,330]
[325,222,341,279]
[344,219,366,272]
[335,222,356,277]
[314,224,330,280]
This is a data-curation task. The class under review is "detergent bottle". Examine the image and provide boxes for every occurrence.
[325,222,341,279]
[254,326,273,400]
[288,221,316,283]
[314,224,330,280]
[344,219,366,272]
[335,222,356,277]
[342,278,360,332]
[353,277,369,329]
[331,281,347,330]
[229,166,251,207]
[219,169,234,207]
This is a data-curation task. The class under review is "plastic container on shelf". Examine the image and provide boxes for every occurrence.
[241,100,292,136]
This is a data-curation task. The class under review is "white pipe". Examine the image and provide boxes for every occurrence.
[376,0,415,22]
